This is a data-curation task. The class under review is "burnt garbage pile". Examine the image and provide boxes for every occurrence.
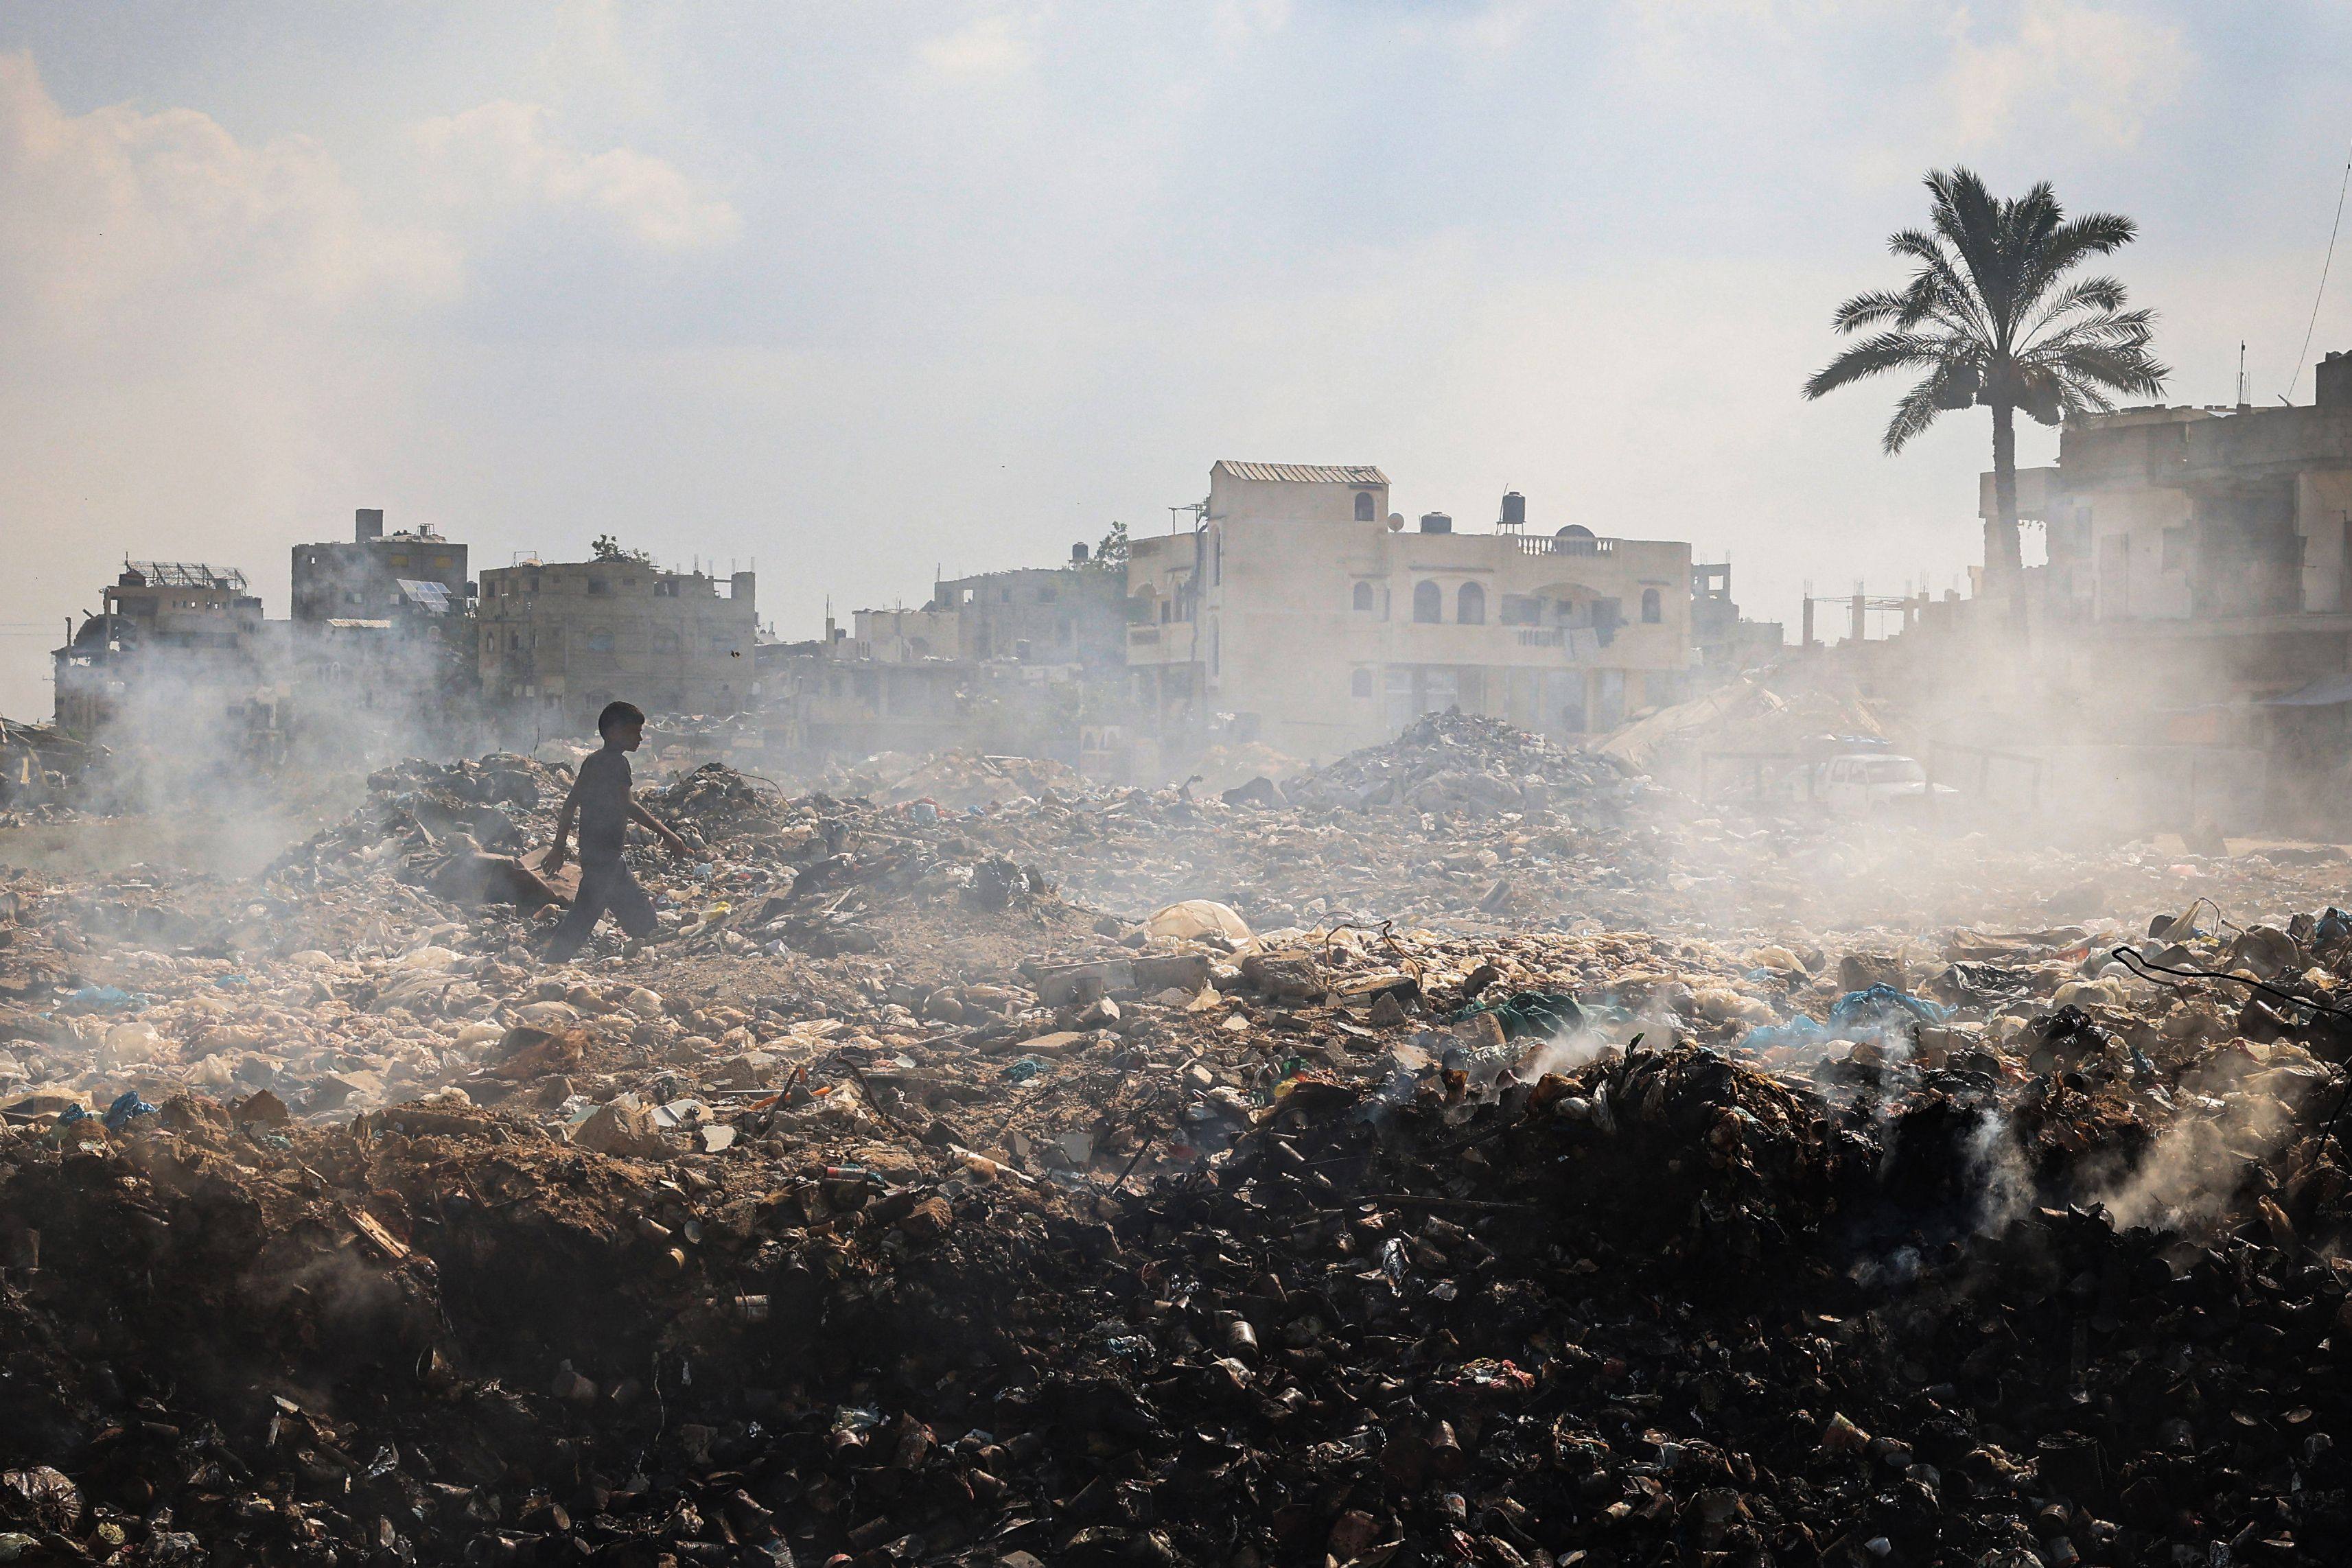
[12,939,2352,1565]
[1102,1032,2352,1567]
[0,1095,1126,1568]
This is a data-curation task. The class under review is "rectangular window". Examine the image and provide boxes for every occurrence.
[388,554,409,567]
[588,577,609,596]
[432,555,453,569]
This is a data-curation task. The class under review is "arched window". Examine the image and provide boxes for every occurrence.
[1641,587,1662,624]
[1351,668,1374,698]
[1354,491,1376,522]
[1353,581,1375,612]
[1212,530,1222,585]
[1458,582,1486,624]
[1412,581,1442,623]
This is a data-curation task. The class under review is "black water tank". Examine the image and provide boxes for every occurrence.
[2320,351,2352,410]
[1420,512,1453,534]
[1501,491,1526,527]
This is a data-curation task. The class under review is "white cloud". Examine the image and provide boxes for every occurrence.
[410,100,739,250]
[1944,1,2191,150]
[916,13,1034,84]
[0,50,457,322]
[1211,0,1291,51]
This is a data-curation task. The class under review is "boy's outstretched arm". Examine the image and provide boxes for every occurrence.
[629,798,692,856]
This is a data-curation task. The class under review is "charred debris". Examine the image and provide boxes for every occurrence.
[8,716,2352,1565]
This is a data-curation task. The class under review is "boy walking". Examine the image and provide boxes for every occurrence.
[542,701,692,961]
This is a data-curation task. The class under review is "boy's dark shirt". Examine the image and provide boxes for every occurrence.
[574,748,633,861]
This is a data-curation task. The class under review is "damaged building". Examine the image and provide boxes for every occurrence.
[1124,462,1697,758]
[49,562,279,749]
[288,509,478,736]
[1964,352,2352,830]
[476,558,759,738]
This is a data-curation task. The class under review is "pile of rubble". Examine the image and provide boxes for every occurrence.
[1278,712,1644,820]
[0,719,102,825]
[10,725,2352,1563]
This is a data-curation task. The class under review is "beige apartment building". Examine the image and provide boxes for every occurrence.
[1125,461,1692,759]
[476,558,758,736]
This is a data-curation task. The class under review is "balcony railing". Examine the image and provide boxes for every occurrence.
[1128,626,1161,646]
[1511,535,1615,557]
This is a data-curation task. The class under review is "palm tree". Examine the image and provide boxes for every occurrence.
[1804,167,2168,599]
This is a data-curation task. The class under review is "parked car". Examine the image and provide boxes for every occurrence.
[1817,752,1957,815]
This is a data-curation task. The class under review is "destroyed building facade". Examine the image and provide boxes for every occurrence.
[476,558,759,737]
[49,562,273,742]
[1124,461,1695,756]
[931,553,1130,669]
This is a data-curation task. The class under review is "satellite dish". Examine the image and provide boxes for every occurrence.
[1388,513,1405,532]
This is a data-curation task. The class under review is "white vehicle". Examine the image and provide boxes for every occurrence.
[1817,753,1955,815]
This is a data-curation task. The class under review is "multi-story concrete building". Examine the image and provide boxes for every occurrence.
[1988,352,2352,706]
[292,509,469,622]
[476,557,758,736]
[1123,462,1694,758]
[933,552,1128,669]
[850,605,961,664]
[51,562,269,736]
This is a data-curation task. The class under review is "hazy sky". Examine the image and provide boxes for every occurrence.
[3,1,2348,716]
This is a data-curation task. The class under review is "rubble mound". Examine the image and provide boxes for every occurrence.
[1284,712,1640,817]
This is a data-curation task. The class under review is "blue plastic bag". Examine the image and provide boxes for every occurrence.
[103,1090,158,1131]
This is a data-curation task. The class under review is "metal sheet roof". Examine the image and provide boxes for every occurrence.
[1212,461,1388,486]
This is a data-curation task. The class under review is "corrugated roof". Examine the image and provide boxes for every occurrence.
[1212,461,1388,486]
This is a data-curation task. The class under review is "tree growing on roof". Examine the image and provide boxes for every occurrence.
[1082,520,1130,574]
[590,534,653,566]
[1802,167,2167,613]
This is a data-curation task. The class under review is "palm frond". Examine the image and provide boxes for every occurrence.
[1832,290,1911,332]
[2023,274,2128,337]
[1802,331,1944,400]
[2015,212,2139,312]
[2046,342,2170,401]
[1881,372,1950,454]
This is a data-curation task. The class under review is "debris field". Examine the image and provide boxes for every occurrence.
[5,714,2352,1566]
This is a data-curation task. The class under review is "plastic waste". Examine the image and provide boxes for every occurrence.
[102,1091,157,1132]
[1447,990,1583,1040]
[1143,900,1254,944]
[57,985,143,1013]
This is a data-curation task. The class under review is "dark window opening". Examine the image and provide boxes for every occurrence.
[1412,581,1442,623]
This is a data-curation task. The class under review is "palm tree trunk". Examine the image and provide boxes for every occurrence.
[1988,401,2032,644]
[1988,401,2025,588]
